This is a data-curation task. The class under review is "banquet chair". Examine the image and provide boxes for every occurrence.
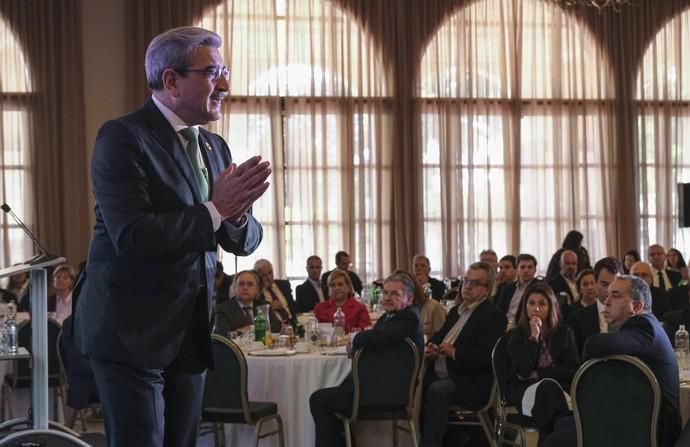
[571,354,660,447]
[446,380,498,447]
[335,337,420,447]
[1,318,65,422]
[198,334,285,447]
[491,336,538,447]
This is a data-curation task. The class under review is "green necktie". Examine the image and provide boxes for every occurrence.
[179,127,209,201]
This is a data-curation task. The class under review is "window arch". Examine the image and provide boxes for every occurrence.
[199,0,391,283]
[418,0,615,276]
[0,17,33,265]
[635,8,690,252]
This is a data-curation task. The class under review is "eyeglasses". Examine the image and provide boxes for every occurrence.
[462,278,488,288]
[176,66,230,82]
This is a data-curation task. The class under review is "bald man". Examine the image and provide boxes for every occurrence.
[548,250,579,318]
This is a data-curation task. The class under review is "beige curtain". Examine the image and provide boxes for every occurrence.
[417,0,617,276]
[0,1,88,267]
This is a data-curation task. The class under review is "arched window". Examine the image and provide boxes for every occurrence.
[0,18,33,265]
[635,8,690,252]
[199,0,391,283]
[418,0,615,276]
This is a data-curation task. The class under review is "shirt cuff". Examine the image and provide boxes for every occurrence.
[203,201,222,231]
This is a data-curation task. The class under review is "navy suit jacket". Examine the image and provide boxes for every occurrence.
[566,302,601,356]
[583,313,681,447]
[75,99,262,370]
[428,299,507,410]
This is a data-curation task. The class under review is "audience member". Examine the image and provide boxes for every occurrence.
[630,261,671,319]
[420,262,506,447]
[660,285,690,345]
[2,270,30,311]
[309,272,423,447]
[213,270,281,336]
[496,253,540,326]
[544,275,681,447]
[254,258,299,324]
[567,257,620,356]
[493,255,517,303]
[649,244,681,290]
[667,248,689,285]
[622,249,641,274]
[413,254,446,300]
[545,230,591,280]
[321,251,363,295]
[296,255,328,312]
[480,249,499,298]
[408,271,446,337]
[547,250,579,318]
[505,282,578,445]
[566,269,597,314]
[314,270,370,331]
[47,264,76,324]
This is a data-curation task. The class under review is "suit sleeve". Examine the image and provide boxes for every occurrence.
[352,312,417,350]
[583,319,655,361]
[451,310,507,373]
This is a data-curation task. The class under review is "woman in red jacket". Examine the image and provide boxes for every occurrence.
[314,269,371,331]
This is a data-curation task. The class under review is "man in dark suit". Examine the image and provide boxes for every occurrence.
[296,255,328,312]
[213,261,234,306]
[566,257,620,355]
[309,271,424,447]
[548,249,579,318]
[321,250,363,295]
[492,255,517,304]
[254,258,299,322]
[421,262,507,447]
[544,275,681,447]
[413,254,446,300]
[74,27,270,447]
[495,253,539,325]
[649,244,682,290]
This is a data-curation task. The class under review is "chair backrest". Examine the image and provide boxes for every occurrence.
[12,319,62,381]
[571,354,661,447]
[202,334,252,422]
[350,337,420,421]
[491,335,511,404]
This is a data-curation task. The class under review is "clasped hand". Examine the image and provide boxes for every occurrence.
[212,156,271,222]
[425,342,455,360]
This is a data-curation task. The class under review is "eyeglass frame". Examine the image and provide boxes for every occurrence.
[175,65,230,82]
[461,278,488,288]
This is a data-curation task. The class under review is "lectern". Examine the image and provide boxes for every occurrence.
[0,257,89,446]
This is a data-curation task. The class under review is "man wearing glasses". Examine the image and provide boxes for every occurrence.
[74,26,270,447]
[421,262,507,447]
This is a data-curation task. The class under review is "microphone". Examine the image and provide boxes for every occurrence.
[1,203,57,265]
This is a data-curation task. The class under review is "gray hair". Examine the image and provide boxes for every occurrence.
[145,26,222,91]
[469,261,495,293]
[619,274,652,313]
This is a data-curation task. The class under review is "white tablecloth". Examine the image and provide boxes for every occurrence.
[223,351,415,447]
[681,384,690,427]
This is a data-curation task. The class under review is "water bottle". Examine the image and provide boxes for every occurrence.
[5,301,17,355]
[675,324,689,370]
[254,308,267,345]
[306,315,319,352]
[333,306,346,337]
[360,288,370,308]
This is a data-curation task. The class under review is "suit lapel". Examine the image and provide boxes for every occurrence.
[142,99,202,204]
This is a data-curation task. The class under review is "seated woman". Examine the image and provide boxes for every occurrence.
[567,269,597,315]
[395,269,444,338]
[213,270,281,337]
[314,269,371,332]
[505,282,579,446]
[48,264,77,324]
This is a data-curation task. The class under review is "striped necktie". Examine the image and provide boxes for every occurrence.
[179,127,209,201]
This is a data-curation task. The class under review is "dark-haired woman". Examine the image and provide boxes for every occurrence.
[505,283,579,446]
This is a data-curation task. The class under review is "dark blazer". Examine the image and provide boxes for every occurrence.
[650,286,671,319]
[566,303,601,356]
[667,284,689,311]
[545,247,591,281]
[548,274,577,319]
[74,98,263,371]
[295,279,327,313]
[504,324,579,407]
[495,278,542,322]
[428,299,507,410]
[583,314,681,447]
[213,298,281,336]
[352,305,424,353]
[665,268,683,289]
[426,277,446,301]
[260,279,299,318]
[321,269,363,295]
[661,307,690,346]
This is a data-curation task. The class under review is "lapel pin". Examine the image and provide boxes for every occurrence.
[205,141,212,151]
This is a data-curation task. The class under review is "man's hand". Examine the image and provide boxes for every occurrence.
[439,342,455,360]
[425,343,439,359]
[212,156,271,222]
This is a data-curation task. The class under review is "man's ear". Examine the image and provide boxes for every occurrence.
[161,69,181,96]
[632,299,645,315]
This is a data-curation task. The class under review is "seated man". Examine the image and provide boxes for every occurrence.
[309,271,424,447]
[254,258,299,324]
[295,255,328,312]
[496,253,540,326]
[630,261,671,319]
[213,261,233,306]
[493,255,517,304]
[544,275,681,447]
[213,270,281,336]
[421,261,507,447]
[413,254,446,300]
[321,251,363,295]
